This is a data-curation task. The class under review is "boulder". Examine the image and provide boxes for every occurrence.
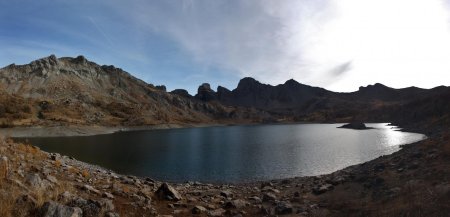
[155,183,182,201]
[40,201,83,217]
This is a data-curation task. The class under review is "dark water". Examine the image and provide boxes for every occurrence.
[21,123,425,183]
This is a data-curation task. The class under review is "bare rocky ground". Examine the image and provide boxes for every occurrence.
[0,126,449,217]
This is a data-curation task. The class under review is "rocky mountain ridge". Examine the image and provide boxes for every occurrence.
[1,55,449,127]
[0,55,266,127]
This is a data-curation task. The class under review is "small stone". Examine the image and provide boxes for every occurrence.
[192,205,207,214]
[209,208,226,217]
[82,185,101,195]
[312,184,334,195]
[275,201,293,214]
[224,199,247,209]
[102,192,115,199]
[46,175,58,184]
[105,212,120,217]
[220,190,233,198]
[248,196,262,203]
[262,193,277,202]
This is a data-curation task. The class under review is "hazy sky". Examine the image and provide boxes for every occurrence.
[1,0,449,93]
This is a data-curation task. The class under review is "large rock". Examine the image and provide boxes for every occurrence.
[155,183,182,201]
[40,201,83,217]
[338,122,372,130]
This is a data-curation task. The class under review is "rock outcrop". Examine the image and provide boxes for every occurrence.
[338,122,372,130]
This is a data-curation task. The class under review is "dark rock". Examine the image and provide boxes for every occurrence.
[220,190,233,198]
[155,183,182,201]
[262,193,277,202]
[170,89,192,98]
[195,83,217,101]
[338,122,372,130]
[155,85,167,91]
[275,201,293,215]
[224,199,247,209]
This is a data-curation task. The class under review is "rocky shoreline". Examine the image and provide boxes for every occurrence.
[0,125,449,217]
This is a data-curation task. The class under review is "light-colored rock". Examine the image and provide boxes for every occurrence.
[191,205,207,214]
[82,184,101,195]
[40,201,83,217]
[208,208,226,217]
[25,173,43,188]
[102,192,115,199]
[46,175,58,184]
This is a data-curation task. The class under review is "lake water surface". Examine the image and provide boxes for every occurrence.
[22,123,425,183]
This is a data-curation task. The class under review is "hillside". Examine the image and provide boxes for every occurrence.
[0,55,266,127]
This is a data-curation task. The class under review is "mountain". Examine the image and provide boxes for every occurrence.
[1,55,448,127]
[194,77,450,123]
[0,55,266,127]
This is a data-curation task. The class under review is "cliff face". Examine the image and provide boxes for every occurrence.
[0,55,265,127]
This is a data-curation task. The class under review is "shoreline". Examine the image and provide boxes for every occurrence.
[0,123,448,216]
[0,121,393,138]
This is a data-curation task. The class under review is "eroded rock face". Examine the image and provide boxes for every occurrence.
[155,183,183,201]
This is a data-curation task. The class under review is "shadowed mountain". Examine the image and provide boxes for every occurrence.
[194,77,450,123]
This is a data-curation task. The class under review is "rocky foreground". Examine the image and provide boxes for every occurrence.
[0,128,449,217]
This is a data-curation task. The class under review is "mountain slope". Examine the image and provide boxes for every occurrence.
[0,55,265,127]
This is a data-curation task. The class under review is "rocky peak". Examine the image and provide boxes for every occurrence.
[195,83,217,101]
[284,79,300,86]
[358,83,390,91]
[30,54,60,70]
[236,77,260,90]
[72,55,88,65]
